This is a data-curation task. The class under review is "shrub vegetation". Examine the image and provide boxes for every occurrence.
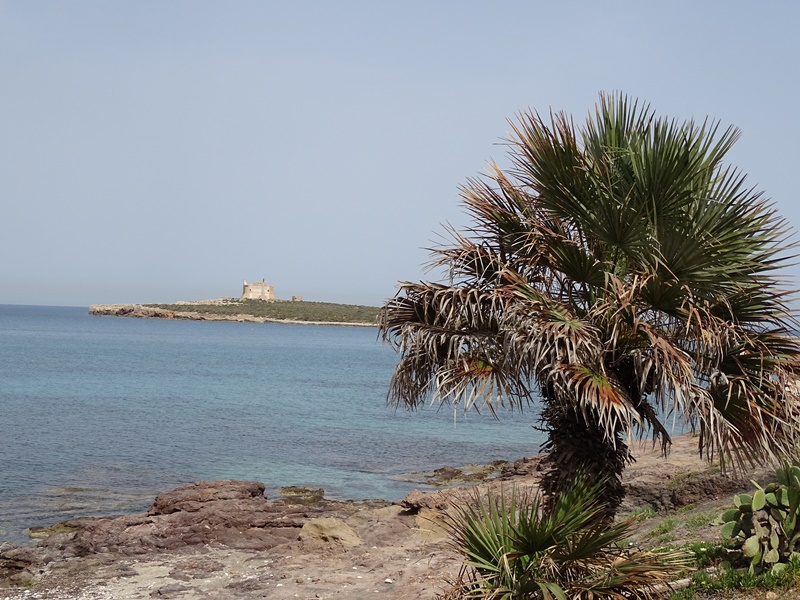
[440,479,688,599]
[146,299,380,325]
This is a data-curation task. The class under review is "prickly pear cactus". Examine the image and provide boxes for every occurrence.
[721,464,800,574]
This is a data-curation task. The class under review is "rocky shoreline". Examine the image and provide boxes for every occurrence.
[0,434,773,599]
[88,304,375,327]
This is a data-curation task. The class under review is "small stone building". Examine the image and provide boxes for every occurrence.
[241,279,275,301]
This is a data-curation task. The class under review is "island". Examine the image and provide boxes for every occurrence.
[89,298,381,327]
[89,278,382,326]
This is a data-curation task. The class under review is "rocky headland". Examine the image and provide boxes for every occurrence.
[0,434,774,600]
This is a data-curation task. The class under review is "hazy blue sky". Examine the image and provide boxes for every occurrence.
[1,1,798,307]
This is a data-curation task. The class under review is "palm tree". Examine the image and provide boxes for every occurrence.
[380,93,800,517]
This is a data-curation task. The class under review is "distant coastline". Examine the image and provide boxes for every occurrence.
[89,299,380,327]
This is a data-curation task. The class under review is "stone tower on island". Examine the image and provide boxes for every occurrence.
[241,279,275,301]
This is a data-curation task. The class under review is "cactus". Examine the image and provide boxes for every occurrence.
[721,463,800,574]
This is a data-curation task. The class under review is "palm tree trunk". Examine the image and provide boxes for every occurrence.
[538,399,631,519]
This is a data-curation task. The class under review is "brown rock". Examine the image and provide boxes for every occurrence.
[29,480,305,558]
[400,490,453,513]
[278,486,324,506]
[0,545,37,588]
[299,518,361,547]
[148,480,267,515]
[499,456,543,478]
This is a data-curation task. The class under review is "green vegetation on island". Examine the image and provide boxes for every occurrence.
[145,299,381,325]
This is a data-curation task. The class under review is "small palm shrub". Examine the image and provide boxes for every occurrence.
[721,463,800,574]
[440,478,688,599]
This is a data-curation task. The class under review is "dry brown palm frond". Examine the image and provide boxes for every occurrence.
[554,364,640,447]
[431,357,531,416]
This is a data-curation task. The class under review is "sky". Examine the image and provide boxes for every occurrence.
[1,1,798,307]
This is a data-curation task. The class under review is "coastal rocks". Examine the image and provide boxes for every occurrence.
[0,437,775,599]
[396,463,502,487]
[148,480,267,515]
[0,545,37,588]
[623,466,773,513]
[89,304,272,325]
[89,304,176,319]
[401,490,453,513]
[298,518,361,547]
[34,480,314,558]
[277,486,325,506]
[421,464,501,486]
[0,478,427,598]
[2,478,406,592]
[498,455,544,479]
[27,521,82,540]
[395,456,543,489]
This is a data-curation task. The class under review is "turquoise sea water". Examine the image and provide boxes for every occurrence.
[0,305,543,544]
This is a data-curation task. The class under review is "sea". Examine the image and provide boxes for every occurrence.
[0,305,543,545]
